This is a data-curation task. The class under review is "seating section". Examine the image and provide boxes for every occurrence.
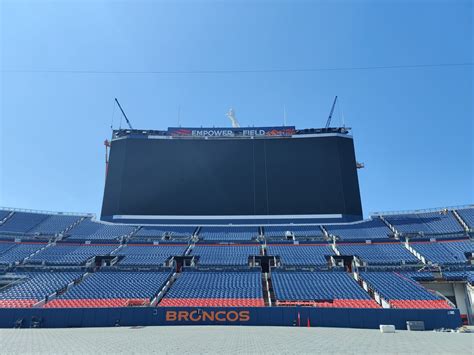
[29,215,82,235]
[160,271,264,307]
[410,240,473,265]
[0,210,11,222]
[457,208,474,229]
[442,271,474,283]
[27,244,117,265]
[113,245,187,266]
[263,226,323,238]
[385,211,464,235]
[191,245,260,266]
[337,243,419,265]
[198,227,259,241]
[0,272,83,308]
[0,243,46,265]
[0,242,15,255]
[0,208,471,311]
[325,219,391,240]
[133,226,195,240]
[402,272,435,282]
[271,270,378,308]
[66,219,136,240]
[360,272,451,309]
[267,245,333,266]
[0,212,49,233]
[45,271,171,308]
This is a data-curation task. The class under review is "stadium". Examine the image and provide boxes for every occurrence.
[0,124,472,334]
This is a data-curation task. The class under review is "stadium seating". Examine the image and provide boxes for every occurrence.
[457,208,474,229]
[45,271,172,308]
[113,244,187,266]
[159,271,264,307]
[336,243,419,265]
[66,219,136,240]
[28,215,82,235]
[191,245,260,266]
[442,271,474,284]
[0,210,11,222]
[266,245,333,266]
[0,272,83,308]
[0,207,471,314]
[0,243,46,265]
[26,244,117,265]
[133,226,195,240]
[325,218,391,240]
[384,211,464,235]
[0,212,49,234]
[402,272,435,282]
[263,225,324,239]
[0,242,15,255]
[359,272,451,309]
[271,270,378,308]
[410,240,472,265]
[198,227,259,241]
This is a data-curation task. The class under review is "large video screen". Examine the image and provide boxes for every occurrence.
[101,135,362,219]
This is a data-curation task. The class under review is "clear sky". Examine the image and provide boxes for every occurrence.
[0,0,472,218]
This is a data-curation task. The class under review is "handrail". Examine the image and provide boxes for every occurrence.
[0,206,94,218]
[372,204,474,217]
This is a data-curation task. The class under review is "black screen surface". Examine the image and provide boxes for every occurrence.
[101,135,362,218]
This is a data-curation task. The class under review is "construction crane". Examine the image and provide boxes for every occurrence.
[115,98,134,130]
[325,96,338,129]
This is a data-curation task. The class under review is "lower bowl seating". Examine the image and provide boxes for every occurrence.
[271,270,379,308]
[0,299,37,308]
[159,271,265,307]
[45,298,149,308]
[360,272,453,309]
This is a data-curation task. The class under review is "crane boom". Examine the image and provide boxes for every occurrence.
[115,98,134,130]
[325,96,338,129]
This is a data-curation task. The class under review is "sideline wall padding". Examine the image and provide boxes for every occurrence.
[0,307,461,330]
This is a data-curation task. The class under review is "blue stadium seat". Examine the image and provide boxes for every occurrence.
[359,272,451,309]
[457,208,474,229]
[336,243,419,265]
[0,213,49,233]
[410,240,472,265]
[385,211,464,235]
[46,271,172,308]
[29,215,82,235]
[271,270,377,308]
[198,227,259,241]
[0,271,83,307]
[0,243,46,265]
[442,271,474,282]
[0,210,11,222]
[325,218,391,240]
[160,270,264,307]
[134,226,195,240]
[191,245,260,266]
[113,244,187,266]
[267,245,333,266]
[66,219,136,241]
[27,243,117,265]
[264,225,323,238]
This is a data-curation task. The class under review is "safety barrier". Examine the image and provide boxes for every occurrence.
[0,306,461,329]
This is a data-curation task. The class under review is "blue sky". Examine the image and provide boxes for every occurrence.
[0,0,472,218]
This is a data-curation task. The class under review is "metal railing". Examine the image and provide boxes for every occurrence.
[372,204,474,217]
[0,206,94,218]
